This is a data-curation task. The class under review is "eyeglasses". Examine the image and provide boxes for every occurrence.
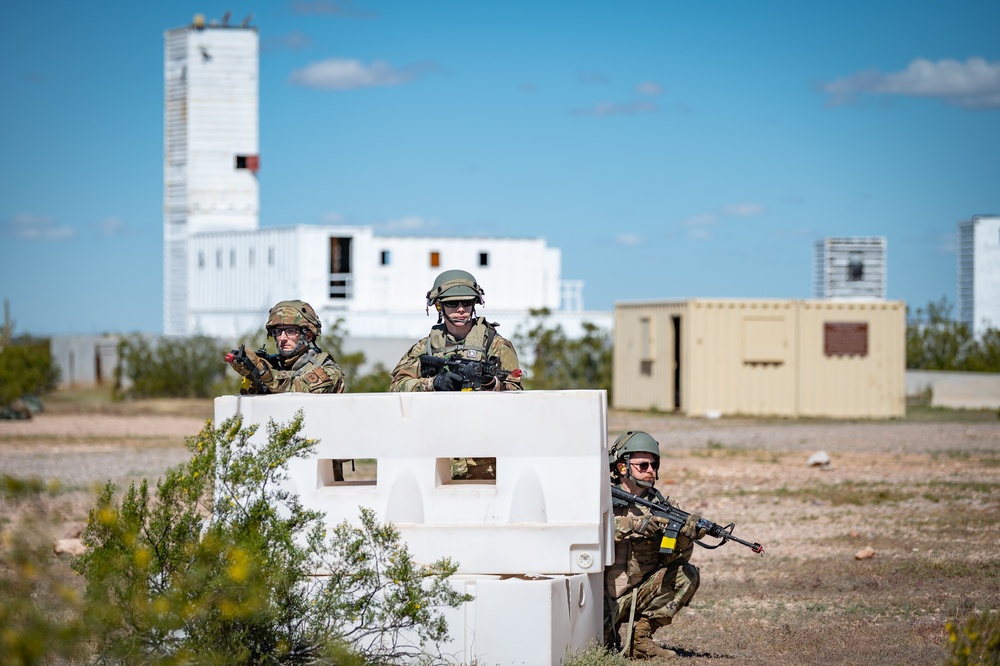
[270,326,302,338]
[443,299,476,309]
[629,461,659,472]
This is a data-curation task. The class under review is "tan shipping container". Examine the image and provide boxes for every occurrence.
[613,299,905,419]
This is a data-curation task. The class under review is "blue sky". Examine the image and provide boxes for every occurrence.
[1,1,998,336]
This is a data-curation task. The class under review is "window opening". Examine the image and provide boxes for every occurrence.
[437,457,497,484]
[318,458,376,487]
[479,252,489,267]
[380,250,390,265]
[329,237,353,299]
[847,251,864,281]
[430,251,440,267]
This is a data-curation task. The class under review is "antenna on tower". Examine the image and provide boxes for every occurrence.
[241,13,254,27]
[222,10,231,26]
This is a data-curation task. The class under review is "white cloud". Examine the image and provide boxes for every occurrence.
[9,213,74,240]
[375,216,440,234]
[635,81,663,96]
[681,203,767,240]
[721,202,766,217]
[615,232,644,246]
[570,100,657,116]
[96,217,126,237]
[289,58,425,90]
[822,57,1000,109]
[263,32,312,52]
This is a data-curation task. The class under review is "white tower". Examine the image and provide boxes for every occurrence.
[958,215,1000,337]
[163,14,259,336]
[813,237,887,299]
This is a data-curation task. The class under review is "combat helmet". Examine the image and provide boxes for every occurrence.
[425,270,485,307]
[267,300,322,337]
[610,430,661,488]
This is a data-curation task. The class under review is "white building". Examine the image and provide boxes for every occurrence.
[163,15,609,368]
[163,14,259,337]
[813,237,887,299]
[958,215,1000,337]
[187,224,604,342]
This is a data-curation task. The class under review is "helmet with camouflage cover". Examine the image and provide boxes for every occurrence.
[266,300,322,339]
[610,430,661,488]
[425,269,486,307]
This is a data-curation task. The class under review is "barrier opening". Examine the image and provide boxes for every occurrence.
[318,458,376,487]
[437,457,497,484]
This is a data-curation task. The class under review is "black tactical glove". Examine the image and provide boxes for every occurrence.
[433,370,465,391]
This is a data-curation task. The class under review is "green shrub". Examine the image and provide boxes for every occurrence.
[946,610,1000,665]
[0,342,60,406]
[116,334,229,398]
[73,411,470,664]
[514,309,612,396]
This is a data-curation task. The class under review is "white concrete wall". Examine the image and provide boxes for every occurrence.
[906,369,1000,409]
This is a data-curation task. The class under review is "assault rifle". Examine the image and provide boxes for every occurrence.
[611,486,764,557]
[418,354,522,391]
[224,345,353,480]
[224,344,280,395]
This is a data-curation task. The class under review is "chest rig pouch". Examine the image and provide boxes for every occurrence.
[425,317,497,361]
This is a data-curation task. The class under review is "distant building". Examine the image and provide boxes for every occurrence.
[162,15,608,367]
[813,237,887,299]
[957,215,1000,337]
[163,14,259,337]
[613,298,906,418]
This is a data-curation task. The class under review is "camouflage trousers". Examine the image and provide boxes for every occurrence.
[451,457,496,480]
[605,560,700,646]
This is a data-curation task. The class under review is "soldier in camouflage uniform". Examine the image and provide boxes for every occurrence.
[389,270,522,480]
[606,431,708,660]
[226,300,346,395]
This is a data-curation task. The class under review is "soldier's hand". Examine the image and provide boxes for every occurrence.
[620,510,659,537]
[683,514,710,539]
[433,370,464,391]
[243,347,274,384]
[226,346,253,377]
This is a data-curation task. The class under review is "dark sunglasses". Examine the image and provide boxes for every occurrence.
[443,299,476,309]
[629,461,659,472]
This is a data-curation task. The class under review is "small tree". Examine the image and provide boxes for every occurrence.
[0,341,60,407]
[514,308,613,397]
[906,298,1000,372]
[117,334,229,399]
[74,412,469,664]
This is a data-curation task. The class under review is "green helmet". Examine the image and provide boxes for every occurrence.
[610,431,661,463]
[610,430,661,488]
[266,300,322,339]
[425,270,486,306]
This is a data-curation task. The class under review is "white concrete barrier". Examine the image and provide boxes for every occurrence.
[213,390,612,664]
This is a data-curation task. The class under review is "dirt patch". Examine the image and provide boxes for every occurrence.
[2,401,998,665]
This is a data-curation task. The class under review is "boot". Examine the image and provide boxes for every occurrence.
[630,617,677,660]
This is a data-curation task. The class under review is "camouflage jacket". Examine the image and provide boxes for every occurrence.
[389,317,522,392]
[246,345,345,394]
[605,485,696,600]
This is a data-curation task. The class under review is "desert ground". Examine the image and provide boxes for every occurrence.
[2,389,998,665]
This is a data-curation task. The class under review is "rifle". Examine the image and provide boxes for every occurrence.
[418,353,522,391]
[611,486,764,557]
[224,344,280,395]
[224,345,355,478]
